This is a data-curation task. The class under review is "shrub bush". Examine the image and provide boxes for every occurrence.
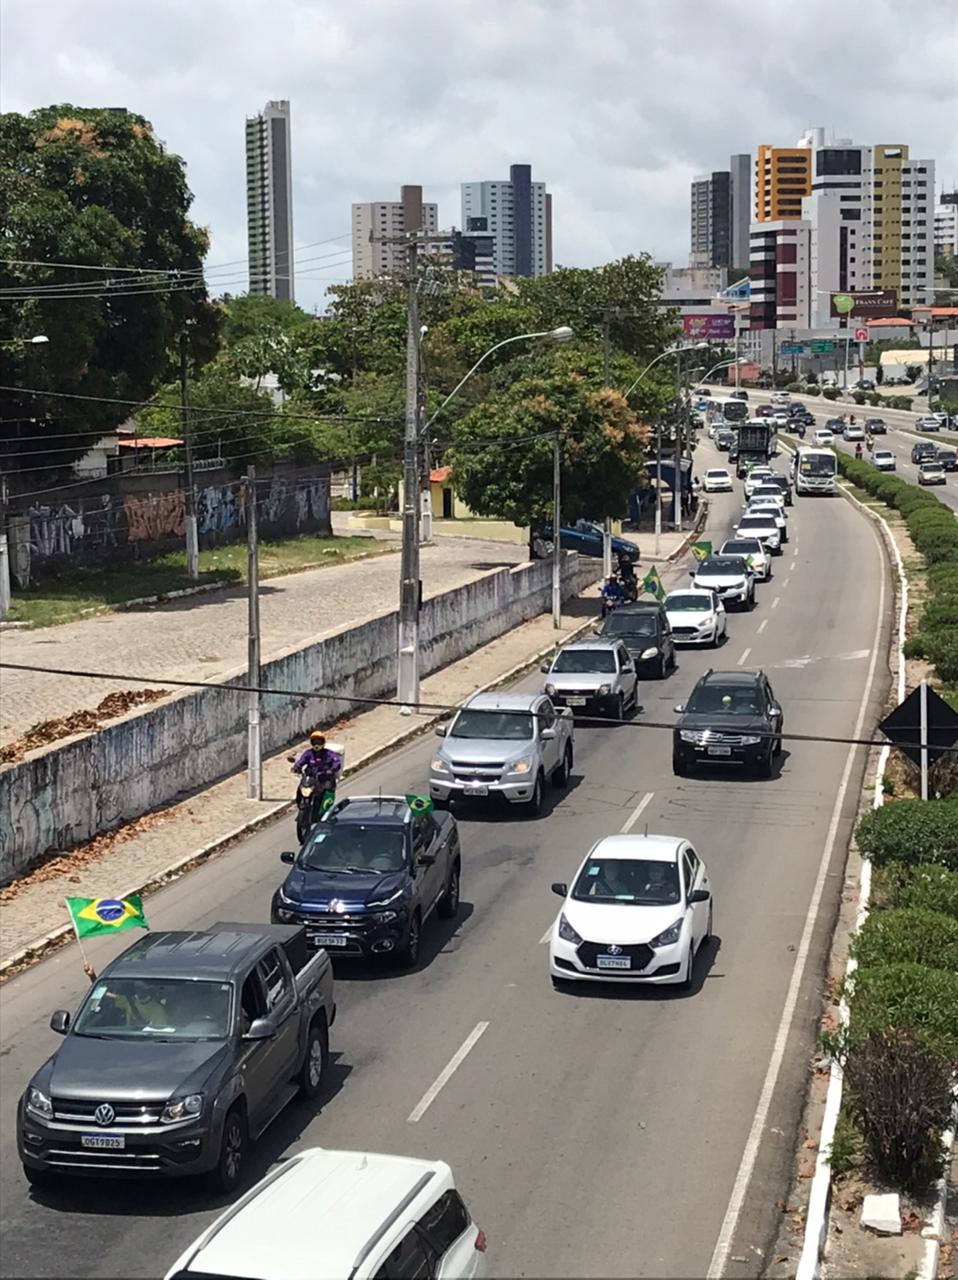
[874,862,958,919]
[850,908,958,972]
[842,1029,954,1191]
[856,798,958,870]
[924,630,958,683]
[852,391,867,405]
[805,385,821,397]
[786,382,804,393]
[822,386,841,400]
[842,962,958,1057]
[867,392,882,406]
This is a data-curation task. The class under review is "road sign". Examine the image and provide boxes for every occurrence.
[879,683,958,795]
[854,327,869,342]
[810,340,835,354]
[781,342,806,355]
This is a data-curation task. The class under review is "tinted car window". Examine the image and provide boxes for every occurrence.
[451,709,532,740]
[601,612,657,637]
[301,823,407,873]
[697,557,749,576]
[687,684,765,715]
[373,1227,435,1279]
[572,858,680,905]
[552,649,616,673]
[418,1190,470,1252]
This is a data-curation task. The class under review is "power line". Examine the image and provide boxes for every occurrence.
[0,659,948,756]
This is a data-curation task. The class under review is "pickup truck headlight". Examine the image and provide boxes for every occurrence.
[510,758,532,774]
[430,757,448,773]
[597,684,612,696]
[372,910,399,924]
[640,647,658,659]
[558,913,582,945]
[26,1087,53,1120]
[160,1094,203,1125]
[739,736,763,746]
[544,682,557,697]
[680,730,707,744]
[649,918,684,948]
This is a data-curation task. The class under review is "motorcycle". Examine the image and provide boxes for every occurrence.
[288,759,338,844]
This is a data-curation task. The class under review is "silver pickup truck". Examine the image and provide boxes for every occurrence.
[429,691,574,816]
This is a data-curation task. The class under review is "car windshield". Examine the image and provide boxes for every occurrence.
[698,557,747,576]
[739,517,773,529]
[706,470,728,479]
[300,822,406,873]
[572,857,680,905]
[666,594,712,612]
[722,540,762,557]
[754,486,782,498]
[875,452,893,460]
[451,709,533,740]
[552,649,616,673]
[602,612,657,636]
[687,684,763,715]
[73,979,231,1041]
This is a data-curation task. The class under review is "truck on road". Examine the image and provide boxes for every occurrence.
[734,421,778,477]
[19,923,335,1194]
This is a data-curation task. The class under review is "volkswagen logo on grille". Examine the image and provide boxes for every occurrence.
[94,1103,115,1127]
[607,944,623,956]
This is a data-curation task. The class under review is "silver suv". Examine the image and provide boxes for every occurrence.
[541,638,639,719]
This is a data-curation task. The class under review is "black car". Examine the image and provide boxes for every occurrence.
[825,418,845,433]
[672,669,783,778]
[936,446,958,472]
[865,417,887,435]
[731,389,749,401]
[763,472,793,506]
[271,796,461,966]
[911,441,938,465]
[715,429,735,452]
[598,602,676,679]
[787,403,805,419]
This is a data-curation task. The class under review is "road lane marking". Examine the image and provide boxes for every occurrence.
[407,1022,489,1122]
[621,790,655,833]
[737,647,751,666]
[707,519,887,1278]
[757,619,768,634]
[539,925,553,945]
[772,596,780,609]
[783,576,791,588]
[790,560,797,571]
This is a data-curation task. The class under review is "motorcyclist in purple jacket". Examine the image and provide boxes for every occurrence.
[290,731,342,796]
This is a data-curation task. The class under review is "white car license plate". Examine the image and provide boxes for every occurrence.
[707,746,733,756]
[596,954,631,970]
[311,933,348,947]
[566,696,587,706]
[463,783,488,796]
[81,1134,125,1150]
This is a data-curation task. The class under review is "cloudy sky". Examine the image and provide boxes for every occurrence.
[2,0,956,311]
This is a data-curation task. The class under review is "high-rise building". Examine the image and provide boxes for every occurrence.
[754,144,812,222]
[690,158,750,271]
[460,164,552,277]
[729,154,752,270]
[245,100,294,301]
[351,186,439,279]
[748,221,812,330]
[422,230,497,289]
[935,195,958,258]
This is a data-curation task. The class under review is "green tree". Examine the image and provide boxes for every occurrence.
[0,105,215,478]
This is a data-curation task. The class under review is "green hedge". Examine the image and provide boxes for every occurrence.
[822,386,841,400]
[842,963,958,1058]
[851,908,958,972]
[856,798,958,870]
[874,862,958,919]
[805,385,822,397]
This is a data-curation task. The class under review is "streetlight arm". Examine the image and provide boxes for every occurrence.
[425,329,557,431]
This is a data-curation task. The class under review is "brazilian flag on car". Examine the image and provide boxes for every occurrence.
[642,566,665,601]
[690,540,712,563]
[406,794,435,815]
[320,791,336,815]
[66,895,149,940]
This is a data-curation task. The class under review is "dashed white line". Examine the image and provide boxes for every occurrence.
[783,576,791,588]
[539,925,553,945]
[757,618,768,634]
[737,647,751,666]
[407,1021,490,1122]
[790,560,797,571]
[621,790,656,834]
[772,596,780,609]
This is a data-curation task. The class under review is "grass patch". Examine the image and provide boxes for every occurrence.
[7,535,393,628]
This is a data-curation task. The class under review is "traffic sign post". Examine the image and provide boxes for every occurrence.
[879,681,958,797]
[810,340,835,355]
[854,327,869,342]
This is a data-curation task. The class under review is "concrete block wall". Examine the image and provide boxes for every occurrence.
[0,554,597,884]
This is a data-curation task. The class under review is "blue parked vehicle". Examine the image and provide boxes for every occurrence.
[539,519,640,563]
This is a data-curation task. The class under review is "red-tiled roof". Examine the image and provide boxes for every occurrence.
[866,317,914,327]
[117,436,183,449]
[430,466,452,484]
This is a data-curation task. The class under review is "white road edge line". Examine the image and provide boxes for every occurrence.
[757,619,768,634]
[737,647,751,666]
[407,1021,490,1123]
[706,518,887,1279]
[539,925,553,945]
[771,596,780,609]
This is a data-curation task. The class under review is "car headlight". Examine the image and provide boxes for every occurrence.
[558,913,582,945]
[739,736,762,745]
[369,889,403,910]
[511,757,532,774]
[680,730,707,744]
[26,1087,53,1121]
[430,756,448,773]
[598,684,612,696]
[160,1094,203,1125]
[649,918,684,949]
[273,906,295,922]
[640,647,658,659]
[373,910,399,924]
[544,683,557,697]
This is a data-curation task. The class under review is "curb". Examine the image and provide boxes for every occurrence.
[0,604,598,980]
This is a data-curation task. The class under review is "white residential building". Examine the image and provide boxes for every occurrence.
[351,186,438,279]
[460,164,552,277]
[934,197,958,258]
[245,100,295,301]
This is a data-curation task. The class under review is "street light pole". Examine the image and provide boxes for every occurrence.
[398,240,422,710]
[246,465,262,800]
[674,349,683,531]
[179,330,199,580]
[552,433,562,629]
[602,309,613,577]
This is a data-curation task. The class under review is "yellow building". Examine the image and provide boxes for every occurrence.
[754,145,811,222]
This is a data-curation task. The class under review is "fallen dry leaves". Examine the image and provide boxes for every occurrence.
[0,689,169,764]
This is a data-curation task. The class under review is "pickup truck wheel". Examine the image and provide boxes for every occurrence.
[437,862,460,919]
[211,1106,247,1195]
[525,773,544,817]
[552,744,573,788]
[298,1015,329,1099]
[396,910,421,968]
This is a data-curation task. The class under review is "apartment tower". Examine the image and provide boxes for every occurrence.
[245,100,295,301]
[460,164,553,277]
[351,186,439,279]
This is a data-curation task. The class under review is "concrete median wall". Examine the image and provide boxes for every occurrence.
[0,553,598,884]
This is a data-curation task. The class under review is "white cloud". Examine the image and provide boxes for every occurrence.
[2,0,956,309]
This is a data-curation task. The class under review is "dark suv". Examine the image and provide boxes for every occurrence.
[672,670,783,778]
[271,796,461,967]
[598,602,676,678]
[912,441,938,465]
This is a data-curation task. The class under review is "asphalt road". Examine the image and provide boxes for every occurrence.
[0,459,891,1280]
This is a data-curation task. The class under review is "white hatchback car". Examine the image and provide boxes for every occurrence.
[703,467,733,492]
[549,834,713,989]
[743,467,775,498]
[164,1148,487,1280]
[812,428,835,446]
[664,588,727,646]
[872,449,897,471]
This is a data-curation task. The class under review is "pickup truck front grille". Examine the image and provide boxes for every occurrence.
[449,763,505,777]
[51,1099,164,1126]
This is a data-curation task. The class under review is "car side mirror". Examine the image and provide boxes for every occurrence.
[540,727,556,741]
[688,888,711,904]
[673,703,686,714]
[244,1016,277,1041]
[50,1010,71,1035]
[434,724,447,737]
[688,569,696,578]
[540,660,552,674]
[280,850,296,864]
[551,882,568,897]
[418,852,436,866]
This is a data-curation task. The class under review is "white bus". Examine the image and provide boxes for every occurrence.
[793,447,838,496]
[706,397,749,427]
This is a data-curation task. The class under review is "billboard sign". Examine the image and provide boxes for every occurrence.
[781,342,806,355]
[811,340,836,354]
[682,314,736,339]
[829,290,897,319]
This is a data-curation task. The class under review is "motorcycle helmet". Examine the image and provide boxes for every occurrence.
[309,730,326,748]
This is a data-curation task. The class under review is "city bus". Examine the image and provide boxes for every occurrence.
[793,447,838,496]
[706,397,749,427]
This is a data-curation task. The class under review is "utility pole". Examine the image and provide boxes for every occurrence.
[246,465,262,800]
[0,467,10,619]
[602,308,613,577]
[418,345,432,543]
[770,328,778,389]
[654,421,663,558]
[673,348,683,531]
[179,330,199,580]
[398,239,422,708]
[552,433,562,628]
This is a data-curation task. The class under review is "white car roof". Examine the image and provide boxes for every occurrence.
[174,1149,454,1280]
[706,467,729,475]
[588,834,686,863]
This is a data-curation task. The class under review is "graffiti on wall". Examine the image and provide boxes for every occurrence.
[29,502,84,557]
[124,490,186,542]
[197,484,240,535]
